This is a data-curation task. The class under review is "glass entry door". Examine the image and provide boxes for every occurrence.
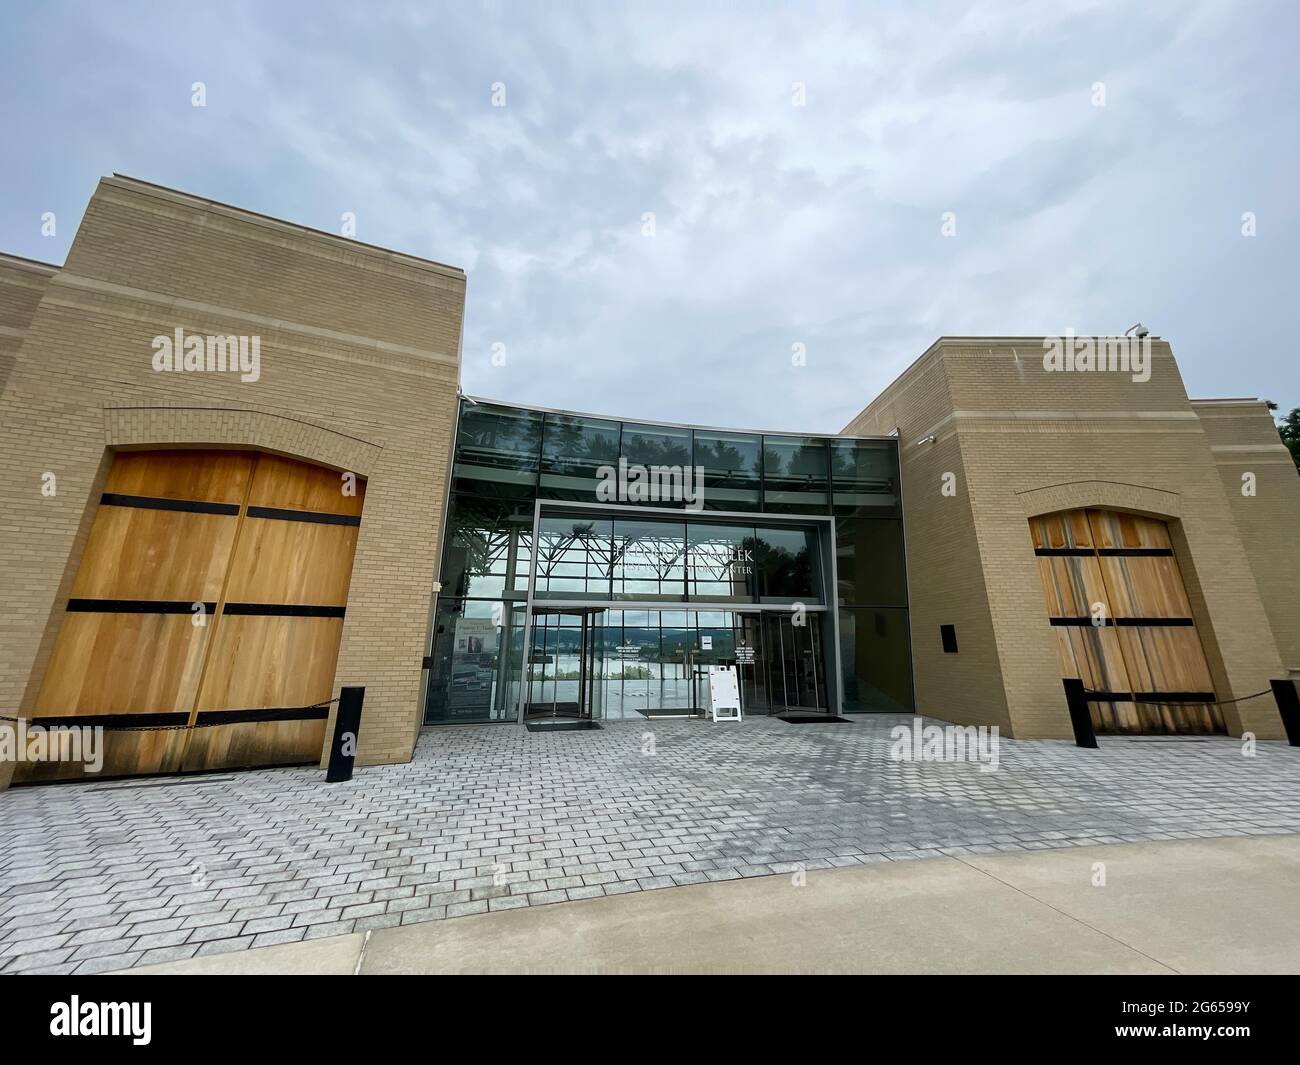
[761,613,829,713]
[734,613,769,714]
[526,608,602,720]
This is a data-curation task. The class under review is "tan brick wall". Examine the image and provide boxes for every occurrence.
[0,177,464,789]
[845,349,1011,731]
[1192,399,1300,669]
[847,337,1286,739]
[0,254,56,398]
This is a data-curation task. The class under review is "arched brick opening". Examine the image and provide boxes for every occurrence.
[19,406,384,747]
[103,406,383,477]
[1017,479,1182,522]
[1018,482,1238,734]
[19,442,370,781]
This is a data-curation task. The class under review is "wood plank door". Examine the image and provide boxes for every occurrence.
[183,454,364,771]
[21,449,364,782]
[23,450,252,781]
[1030,508,1222,734]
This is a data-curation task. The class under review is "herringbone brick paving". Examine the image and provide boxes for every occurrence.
[2,714,1298,973]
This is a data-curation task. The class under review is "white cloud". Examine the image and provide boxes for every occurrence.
[1,0,1296,427]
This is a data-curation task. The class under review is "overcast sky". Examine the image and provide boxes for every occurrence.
[2,0,1296,431]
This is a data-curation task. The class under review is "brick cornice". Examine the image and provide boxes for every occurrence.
[100,176,466,284]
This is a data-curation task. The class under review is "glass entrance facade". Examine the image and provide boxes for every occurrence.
[521,607,831,720]
[423,398,914,724]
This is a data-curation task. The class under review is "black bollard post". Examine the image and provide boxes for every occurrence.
[326,686,365,782]
[1062,678,1098,749]
[1270,678,1300,747]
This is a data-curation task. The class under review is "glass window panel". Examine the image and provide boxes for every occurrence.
[756,524,821,602]
[695,611,735,665]
[540,413,621,501]
[686,522,756,601]
[621,423,692,467]
[611,519,686,600]
[831,439,900,512]
[614,606,657,710]
[424,598,511,724]
[440,495,534,599]
[604,609,647,719]
[616,424,698,508]
[659,609,689,629]
[694,430,761,511]
[552,621,584,697]
[835,517,907,607]
[501,607,525,715]
[762,436,829,512]
[452,403,543,498]
[839,606,914,712]
[659,611,694,710]
[620,614,660,660]
[601,611,625,656]
[534,515,612,599]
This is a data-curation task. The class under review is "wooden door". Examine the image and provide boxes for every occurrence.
[184,453,363,771]
[20,449,364,781]
[1031,508,1222,734]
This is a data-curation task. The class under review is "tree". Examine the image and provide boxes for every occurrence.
[1267,401,1300,474]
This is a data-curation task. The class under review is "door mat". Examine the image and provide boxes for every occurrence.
[526,719,603,733]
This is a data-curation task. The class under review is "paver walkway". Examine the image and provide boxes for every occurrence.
[2,713,1298,973]
[123,835,1300,975]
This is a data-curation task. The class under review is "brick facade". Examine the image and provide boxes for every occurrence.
[0,177,465,789]
[3,177,1294,793]
[1191,399,1300,672]
[846,337,1296,740]
[0,254,55,398]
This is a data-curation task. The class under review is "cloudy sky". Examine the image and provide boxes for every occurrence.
[2,0,1296,431]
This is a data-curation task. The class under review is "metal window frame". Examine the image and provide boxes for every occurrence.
[515,498,843,724]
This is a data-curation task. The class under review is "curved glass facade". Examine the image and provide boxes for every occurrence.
[424,398,913,725]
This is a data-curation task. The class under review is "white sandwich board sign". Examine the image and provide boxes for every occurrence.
[707,665,742,722]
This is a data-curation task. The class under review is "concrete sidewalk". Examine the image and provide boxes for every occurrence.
[120,834,1300,975]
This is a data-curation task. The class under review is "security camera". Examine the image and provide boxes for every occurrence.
[915,434,936,446]
[1124,322,1149,339]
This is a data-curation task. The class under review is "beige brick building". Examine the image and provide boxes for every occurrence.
[2,180,1297,790]
[844,337,1299,740]
[0,176,464,788]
